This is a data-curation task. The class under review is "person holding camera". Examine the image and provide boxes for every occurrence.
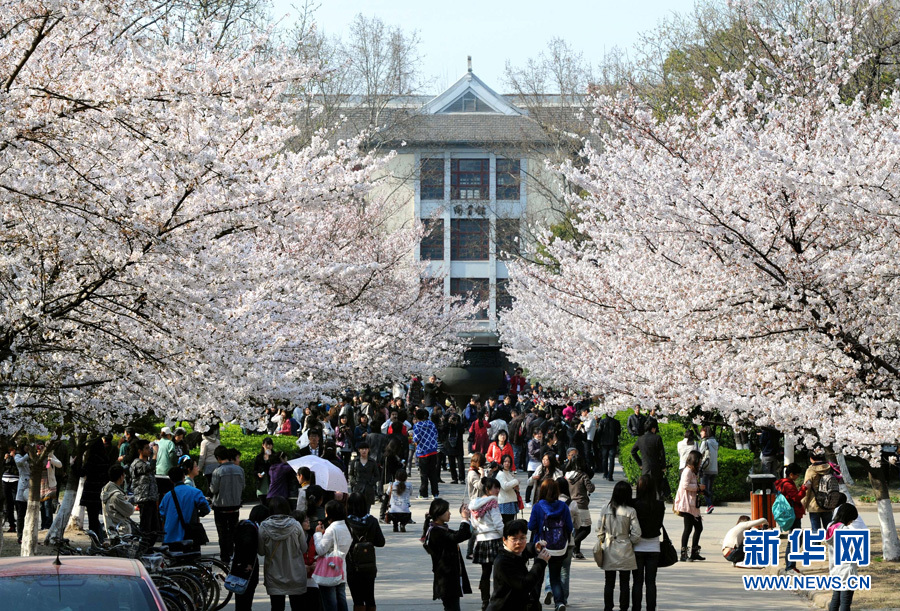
[486,519,551,611]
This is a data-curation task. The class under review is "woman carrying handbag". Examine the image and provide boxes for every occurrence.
[314,500,353,611]
[596,481,642,611]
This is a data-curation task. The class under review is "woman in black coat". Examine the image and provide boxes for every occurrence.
[231,504,271,611]
[81,436,113,542]
[345,492,386,609]
[422,498,472,611]
[443,414,466,484]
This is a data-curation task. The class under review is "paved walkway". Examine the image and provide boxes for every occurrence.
[209,459,816,611]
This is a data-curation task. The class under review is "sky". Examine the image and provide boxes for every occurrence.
[269,0,699,94]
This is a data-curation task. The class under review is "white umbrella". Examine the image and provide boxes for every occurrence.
[288,455,349,493]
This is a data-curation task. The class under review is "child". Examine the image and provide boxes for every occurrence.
[422,498,473,611]
[826,504,860,611]
[465,453,485,559]
[525,429,543,507]
[387,468,411,532]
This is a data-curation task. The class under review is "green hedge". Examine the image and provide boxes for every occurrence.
[615,412,754,503]
[157,423,300,502]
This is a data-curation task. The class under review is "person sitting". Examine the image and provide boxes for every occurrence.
[486,519,550,611]
[159,466,211,551]
[101,464,135,537]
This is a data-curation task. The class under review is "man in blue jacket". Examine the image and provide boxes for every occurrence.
[413,408,440,499]
[159,467,210,551]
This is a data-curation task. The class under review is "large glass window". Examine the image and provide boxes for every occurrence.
[420,158,444,200]
[450,218,489,261]
[451,159,489,200]
[496,218,520,260]
[420,219,444,261]
[496,159,521,200]
[451,277,490,320]
[496,278,514,312]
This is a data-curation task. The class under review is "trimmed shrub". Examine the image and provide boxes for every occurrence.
[616,412,754,502]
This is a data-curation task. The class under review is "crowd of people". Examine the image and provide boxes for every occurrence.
[1,373,870,611]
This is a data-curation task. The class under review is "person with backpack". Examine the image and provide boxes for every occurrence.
[486,519,551,611]
[826,504,860,611]
[528,478,575,611]
[259,496,309,611]
[422,498,473,611]
[315,500,353,611]
[597,481,642,611]
[802,453,842,532]
[231,504,271,611]
[632,475,665,611]
[698,427,719,513]
[674,450,706,562]
[345,492,386,611]
[469,476,505,611]
[774,463,807,572]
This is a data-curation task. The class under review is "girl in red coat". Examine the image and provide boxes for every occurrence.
[486,431,516,472]
[775,463,807,572]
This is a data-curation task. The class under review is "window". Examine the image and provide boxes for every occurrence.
[451,277,490,320]
[496,159,521,200]
[451,159,489,200]
[444,93,497,113]
[420,158,444,200]
[496,218,520,260]
[451,218,489,261]
[496,278,514,312]
[420,219,444,260]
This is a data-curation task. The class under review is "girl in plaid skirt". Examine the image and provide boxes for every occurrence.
[469,477,504,610]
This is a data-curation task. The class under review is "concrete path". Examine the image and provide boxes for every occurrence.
[209,459,817,611]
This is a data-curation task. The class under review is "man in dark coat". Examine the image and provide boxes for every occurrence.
[630,418,669,498]
[231,504,271,610]
[596,414,622,481]
[424,504,473,608]
[627,405,646,438]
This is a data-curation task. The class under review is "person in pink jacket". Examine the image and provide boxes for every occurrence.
[673,450,706,562]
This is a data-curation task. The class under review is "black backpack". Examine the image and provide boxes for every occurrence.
[347,520,377,575]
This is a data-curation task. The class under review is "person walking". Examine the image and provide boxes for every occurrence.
[470,413,491,457]
[802,452,842,532]
[485,519,550,611]
[39,450,63,530]
[82,436,113,542]
[469,477,505,611]
[159,467,211,550]
[698,427,719,513]
[378,440,404,523]
[423,498,473,611]
[564,456,595,559]
[632,475,664,611]
[444,413,466,484]
[775,463,808,572]
[465,453,485,559]
[674,450,706,561]
[3,445,19,534]
[530,451,563,505]
[413,408,441,499]
[826,504,860,611]
[231,504,271,611]
[524,429,543,507]
[508,408,528,473]
[210,444,245,565]
[598,480,642,611]
[259,496,309,611]
[130,439,160,540]
[267,451,295,502]
[595,414,621,480]
[496,455,520,525]
[345,492,386,611]
[626,406,645,438]
[578,407,598,473]
[315,500,353,611]
[528,478,574,611]
[676,430,698,473]
[630,419,668,499]
[349,442,380,515]
[486,431,516,473]
[197,425,221,481]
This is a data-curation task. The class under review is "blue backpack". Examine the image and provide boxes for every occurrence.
[542,513,569,551]
[772,492,795,531]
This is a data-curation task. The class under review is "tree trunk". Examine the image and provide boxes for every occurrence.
[67,477,86,531]
[784,436,795,467]
[868,458,900,562]
[836,449,854,486]
[46,433,86,544]
[20,445,50,557]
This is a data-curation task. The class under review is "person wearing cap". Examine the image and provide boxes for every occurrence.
[155,427,177,477]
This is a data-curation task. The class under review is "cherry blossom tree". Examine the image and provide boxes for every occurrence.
[501,7,900,559]
[1,0,471,554]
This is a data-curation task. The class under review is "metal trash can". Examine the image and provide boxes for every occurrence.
[749,473,777,527]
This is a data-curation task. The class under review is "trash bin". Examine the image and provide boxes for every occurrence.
[749,474,777,527]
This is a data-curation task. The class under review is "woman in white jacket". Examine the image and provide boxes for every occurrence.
[468,476,504,610]
[597,481,642,611]
[496,455,520,524]
[314,500,353,611]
